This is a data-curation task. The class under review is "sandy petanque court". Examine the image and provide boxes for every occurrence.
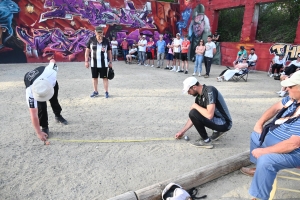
[0,61,298,200]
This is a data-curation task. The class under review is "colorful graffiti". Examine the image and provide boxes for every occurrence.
[16,27,94,60]
[40,0,155,28]
[269,43,300,61]
[0,0,19,42]
[176,8,192,37]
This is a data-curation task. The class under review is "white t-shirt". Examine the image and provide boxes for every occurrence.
[24,62,58,108]
[129,48,137,54]
[248,54,257,62]
[138,39,147,52]
[288,60,300,67]
[111,40,118,49]
[173,38,182,53]
[274,56,286,65]
[204,42,216,58]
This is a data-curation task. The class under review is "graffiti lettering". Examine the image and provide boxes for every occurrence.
[40,0,155,29]
[269,43,300,61]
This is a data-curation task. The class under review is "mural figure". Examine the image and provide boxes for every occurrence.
[188,4,211,61]
[176,8,192,37]
[0,0,19,43]
[40,0,155,28]
[16,27,94,60]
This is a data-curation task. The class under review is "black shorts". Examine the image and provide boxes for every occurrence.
[181,53,188,61]
[174,52,181,59]
[91,67,108,79]
[146,52,152,59]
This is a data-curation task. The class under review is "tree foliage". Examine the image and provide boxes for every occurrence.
[256,0,300,43]
[217,7,245,42]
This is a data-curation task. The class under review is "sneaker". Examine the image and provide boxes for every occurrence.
[279,91,286,97]
[156,66,159,68]
[276,90,282,94]
[198,73,201,77]
[144,64,148,66]
[240,167,256,177]
[125,61,128,64]
[204,75,209,78]
[164,67,169,70]
[90,91,99,98]
[176,69,180,72]
[42,127,49,135]
[105,91,109,98]
[184,71,188,74]
[170,67,176,72]
[190,139,213,149]
[115,59,118,61]
[55,115,68,125]
[192,72,196,76]
[138,63,141,65]
[179,70,184,73]
[217,77,222,82]
[210,131,226,141]
[269,74,274,77]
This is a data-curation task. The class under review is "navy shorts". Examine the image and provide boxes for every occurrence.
[167,53,173,60]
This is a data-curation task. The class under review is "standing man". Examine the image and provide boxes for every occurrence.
[212,30,220,43]
[240,71,300,200]
[120,38,129,63]
[85,26,112,98]
[204,35,216,78]
[138,35,147,66]
[173,33,183,72]
[181,35,190,74]
[175,77,232,149]
[111,36,118,61]
[156,34,166,69]
[24,59,67,141]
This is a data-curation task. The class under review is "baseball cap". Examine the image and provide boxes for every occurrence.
[95,26,103,32]
[142,35,146,38]
[281,71,300,87]
[124,38,126,40]
[182,77,198,94]
[176,33,180,36]
[32,78,54,102]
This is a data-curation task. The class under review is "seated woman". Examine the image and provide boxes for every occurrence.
[126,46,137,64]
[232,46,247,66]
[217,58,249,81]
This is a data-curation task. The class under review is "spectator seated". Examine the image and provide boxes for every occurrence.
[217,57,249,82]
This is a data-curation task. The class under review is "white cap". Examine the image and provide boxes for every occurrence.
[142,35,146,38]
[281,71,300,87]
[32,78,54,101]
[182,77,198,94]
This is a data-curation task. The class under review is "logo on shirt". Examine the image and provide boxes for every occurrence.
[26,70,39,81]
[28,97,35,108]
[208,92,214,104]
[52,64,58,71]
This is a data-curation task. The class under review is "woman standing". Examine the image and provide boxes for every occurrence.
[193,40,205,76]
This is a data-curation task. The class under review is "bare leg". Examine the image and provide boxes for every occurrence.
[93,78,98,92]
[103,78,108,92]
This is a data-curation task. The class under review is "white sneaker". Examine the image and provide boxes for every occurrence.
[138,63,141,65]
[176,69,180,72]
[192,72,196,76]
[280,72,285,75]
[170,67,176,71]
[217,77,223,82]
[274,73,278,76]
[144,64,148,66]
[198,73,201,77]
[151,65,154,67]
[276,90,282,94]
[269,74,274,77]
[279,91,286,97]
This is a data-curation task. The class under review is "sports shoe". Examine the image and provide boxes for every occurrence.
[276,90,282,94]
[184,71,188,74]
[204,75,209,78]
[176,69,180,72]
[170,67,176,72]
[279,91,286,97]
[164,67,169,70]
[210,131,226,141]
[269,74,274,77]
[198,73,201,77]
[192,72,196,76]
[156,66,159,68]
[42,127,49,135]
[190,139,213,149]
[179,70,184,73]
[216,77,223,82]
[138,63,141,65]
[55,115,68,125]
[105,91,109,98]
[90,91,99,98]
[144,64,149,66]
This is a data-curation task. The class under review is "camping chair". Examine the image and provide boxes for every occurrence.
[248,60,257,72]
[231,68,249,82]
[269,168,300,200]
[130,51,138,64]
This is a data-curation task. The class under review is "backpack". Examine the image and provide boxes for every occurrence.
[162,183,207,200]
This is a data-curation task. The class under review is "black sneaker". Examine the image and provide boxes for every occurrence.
[55,115,68,125]
[184,71,188,74]
[179,70,184,73]
[210,131,226,141]
[42,127,49,135]
[164,67,169,70]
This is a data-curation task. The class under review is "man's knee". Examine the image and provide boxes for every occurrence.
[189,109,203,120]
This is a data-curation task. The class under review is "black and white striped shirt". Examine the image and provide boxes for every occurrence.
[86,36,111,68]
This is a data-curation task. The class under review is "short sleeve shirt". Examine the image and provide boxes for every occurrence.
[86,36,111,68]
[173,38,183,53]
[204,42,216,58]
[195,85,232,127]
[138,39,147,52]
[24,63,58,108]
[156,40,166,53]
[181,40,190,53]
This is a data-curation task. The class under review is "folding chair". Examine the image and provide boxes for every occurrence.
[231,68,249,82]
[248,62,257,72]
[269,168,300,200]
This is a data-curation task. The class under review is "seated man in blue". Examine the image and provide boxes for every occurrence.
[240,70,300,200]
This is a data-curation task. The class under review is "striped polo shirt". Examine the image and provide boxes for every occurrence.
[86,36,111,68]
[195,85,232,128]
[270,96,300,153]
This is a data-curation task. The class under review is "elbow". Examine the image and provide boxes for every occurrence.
[207,114,214,120]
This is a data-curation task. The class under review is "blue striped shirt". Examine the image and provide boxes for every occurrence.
[270,96,300,153]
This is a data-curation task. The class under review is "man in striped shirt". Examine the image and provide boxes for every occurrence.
[241,71,300,200]
[85,26,112,98]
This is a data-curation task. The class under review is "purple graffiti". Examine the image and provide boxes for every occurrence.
[40,0,155,29]
[16,26,94,59]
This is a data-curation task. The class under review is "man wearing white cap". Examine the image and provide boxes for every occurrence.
[24,59,67,141]
[138,35,147,66]
[175,77,232,148]
[240,70,300,200]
